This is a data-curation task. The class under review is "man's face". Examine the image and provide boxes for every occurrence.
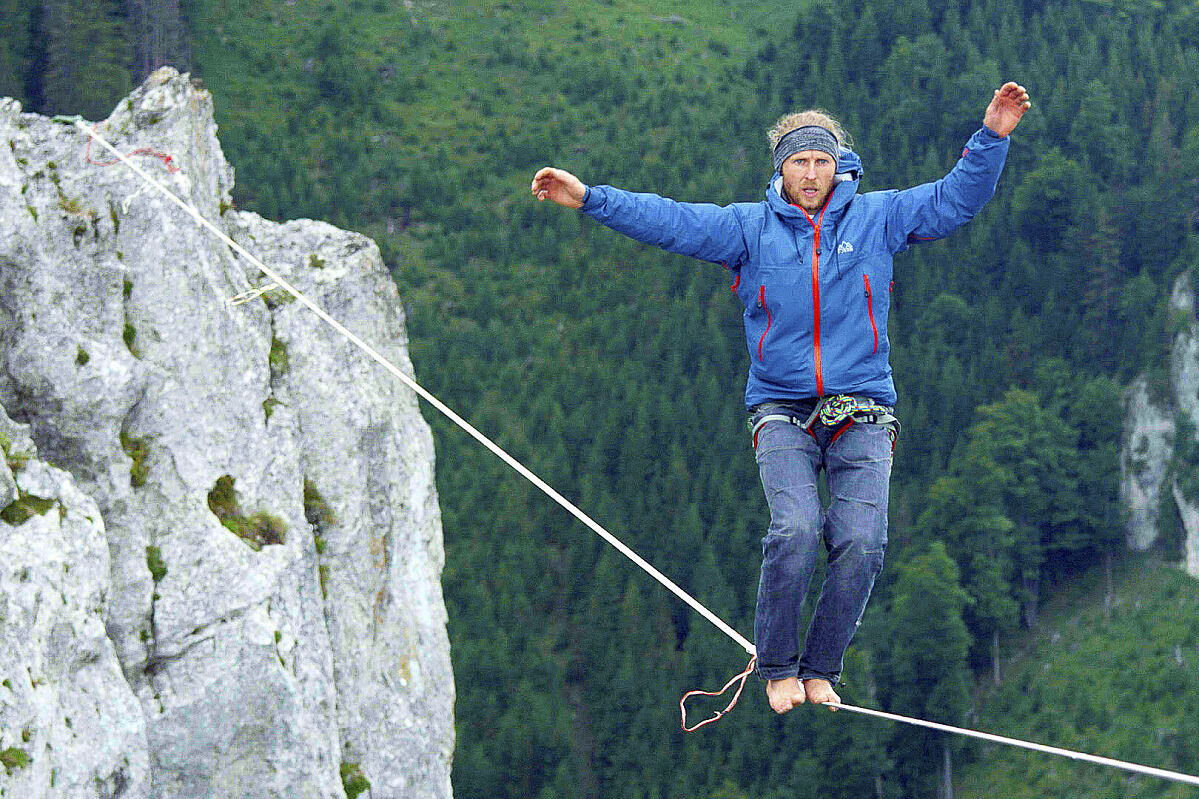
[781,150,837,213]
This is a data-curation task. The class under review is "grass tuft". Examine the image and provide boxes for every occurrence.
[123,323,139,357]
[207,475,287,551]
[1,493,56,526]
[121,431,150,488]
[0,747,29,775]
[269,336,289,380]
[303,479,336,530]
[146,545,167,583]
[340,761,370,799]
[304,480,335,597]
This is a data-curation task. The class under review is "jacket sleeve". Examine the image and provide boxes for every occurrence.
[580,185,750,267]
[883,126,1011,253]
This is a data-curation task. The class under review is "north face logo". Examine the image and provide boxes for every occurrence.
[837,241,854,255]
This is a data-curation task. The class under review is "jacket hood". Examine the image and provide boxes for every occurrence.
[767,147,863,220]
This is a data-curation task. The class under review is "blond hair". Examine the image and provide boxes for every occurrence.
[767,110,853,151]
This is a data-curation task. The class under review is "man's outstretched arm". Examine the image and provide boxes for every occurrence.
[531,166,750,267]
[885,81,1031,249]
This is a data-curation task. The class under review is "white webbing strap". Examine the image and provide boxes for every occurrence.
[76,120,756,657]
[824,701,1199,786]
[227,282,280,306]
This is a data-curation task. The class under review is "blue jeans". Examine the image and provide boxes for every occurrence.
[750,402,892,684]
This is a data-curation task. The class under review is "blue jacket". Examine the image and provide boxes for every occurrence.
[580,126,1010,408]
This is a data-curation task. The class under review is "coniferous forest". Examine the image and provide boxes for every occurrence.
[5,0,1199,796]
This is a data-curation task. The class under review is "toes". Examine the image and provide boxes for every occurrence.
[801,679,840,705]
[767,680,806,714]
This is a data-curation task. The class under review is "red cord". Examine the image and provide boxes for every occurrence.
[680,656,756,732]
[85,135,180,173]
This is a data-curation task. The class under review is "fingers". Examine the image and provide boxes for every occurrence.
[531,166,586,208]
[984,82,1031,136]
[531,166,566,193]
[531,165,590,208]
[530,167,557,200]
[998,81,1032,109]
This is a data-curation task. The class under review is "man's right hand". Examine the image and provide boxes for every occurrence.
[531,167,587,209]
[983,82,1031,137]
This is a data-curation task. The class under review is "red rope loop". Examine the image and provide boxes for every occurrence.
[85,134,180,173]
[680,656,756,732]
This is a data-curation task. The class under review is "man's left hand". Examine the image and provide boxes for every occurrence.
[984,82,1031,137]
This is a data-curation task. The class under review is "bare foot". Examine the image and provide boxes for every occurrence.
[802,678,840,710]
[766,677,805,714]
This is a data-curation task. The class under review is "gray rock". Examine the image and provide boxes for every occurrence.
[1172,483,1199,580]
[0,411,32,506]
[0,404,151,798]
[1120,376,1174,551]
[1121,271,1199,578]
[1168,275,1199,578]
[0,67,452,797]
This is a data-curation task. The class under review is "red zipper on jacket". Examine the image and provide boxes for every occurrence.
[864,274,878,354]
[802,203,830,395]
[757,285,771,360]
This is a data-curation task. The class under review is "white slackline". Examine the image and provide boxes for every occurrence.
[824,701,1199,786]
[79,120,1199,789]
[76,119,755,657]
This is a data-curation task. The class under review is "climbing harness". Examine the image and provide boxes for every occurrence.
[750,394,899,449]
[78,120,1199,789]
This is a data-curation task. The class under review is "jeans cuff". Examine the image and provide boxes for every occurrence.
[798,669,840,687]
[755,662,798,681]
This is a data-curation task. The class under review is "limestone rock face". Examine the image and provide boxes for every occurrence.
[1170,275,1199,578]
[1120,272,1199,578]
[0,68,452,797]
[0,408,150,798]
[1121,376,1176,551]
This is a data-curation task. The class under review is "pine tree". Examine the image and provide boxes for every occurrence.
[1077,203,1124,369]
[879,542,972,797]
[919,448,1018,670]
[1011,150,1090,254]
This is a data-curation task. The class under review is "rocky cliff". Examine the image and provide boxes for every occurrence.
[1121,271,1199,579]
[0,68,453,797]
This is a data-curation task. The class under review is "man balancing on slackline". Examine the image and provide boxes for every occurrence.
[531,82,1031,714]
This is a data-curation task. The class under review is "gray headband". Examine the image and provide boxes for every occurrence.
[772,125,839,173]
